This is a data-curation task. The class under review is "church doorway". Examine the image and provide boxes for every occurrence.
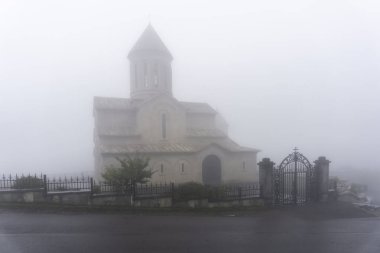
[202,155,221,185]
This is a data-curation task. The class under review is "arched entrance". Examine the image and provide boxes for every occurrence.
[202,155,221,185]
[273,148,316,205]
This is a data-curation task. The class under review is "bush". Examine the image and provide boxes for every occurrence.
[12,176,44,190]
[206,185,229,201]
[350,183,368,194]
[92,185,101,194]
[173,182,208,201]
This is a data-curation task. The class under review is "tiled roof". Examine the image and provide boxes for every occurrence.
[180,102,216,114]
[186,128,226,137]
[94,97,145,110]
[218,141,259,153]
[97,126,138,137]
[94,97,131,110]
[99,141,258,154]
[100,143,198,154]
[94,97,217,115]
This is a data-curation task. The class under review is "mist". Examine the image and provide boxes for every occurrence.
[0,0,379,196]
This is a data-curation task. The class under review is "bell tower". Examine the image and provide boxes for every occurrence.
[128,24,173,99]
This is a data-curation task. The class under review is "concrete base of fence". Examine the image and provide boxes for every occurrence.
[208,198,265,208]
[0,190,45,203]
[134,197,172,208]
[91,194,132,206]
[0,190,264,209]
[173,198,264,209]
[173,199,209,208]
[46,191,91,205]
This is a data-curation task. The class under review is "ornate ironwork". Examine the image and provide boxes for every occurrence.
[278,148,313,171]
[273,148,316,205]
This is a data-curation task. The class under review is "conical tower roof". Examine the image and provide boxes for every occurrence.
[128,24,172,59]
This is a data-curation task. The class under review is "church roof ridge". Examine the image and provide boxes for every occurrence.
[128,24,172,59]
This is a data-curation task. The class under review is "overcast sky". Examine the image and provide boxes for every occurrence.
[0,0,379,180]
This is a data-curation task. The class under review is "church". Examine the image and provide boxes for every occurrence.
[93,25,259,185]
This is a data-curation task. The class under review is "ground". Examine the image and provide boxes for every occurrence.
[0,202,379,253]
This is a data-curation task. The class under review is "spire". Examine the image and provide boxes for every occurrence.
[128,24,172,60]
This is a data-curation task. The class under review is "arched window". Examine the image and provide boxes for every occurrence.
[181,163,185,173]
[161,113,167,139]
[134,63,138,88]
[153,63,159,87]
[163,65,167,88]
[160,164,164,174]
[144,62,148,87]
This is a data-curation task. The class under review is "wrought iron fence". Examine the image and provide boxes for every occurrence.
[0,173,260,202]
[94,181,125,194]
[92,181,173,197]
[135,182,173,198]
[46,177,92,192]
[207,184,260,202]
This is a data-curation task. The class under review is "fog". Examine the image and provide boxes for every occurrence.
[0,0,379,195]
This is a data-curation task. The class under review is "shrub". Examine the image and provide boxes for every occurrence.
[12,176,44,189]
[206,185,229,201]
[92,185,101,194]
[174,182,208,201]
[350,183,368,194]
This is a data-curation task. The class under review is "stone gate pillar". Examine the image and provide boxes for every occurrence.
[258,158,275,204]
[314,156,330,202]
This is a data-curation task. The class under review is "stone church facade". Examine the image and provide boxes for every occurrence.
[93,25,259,184]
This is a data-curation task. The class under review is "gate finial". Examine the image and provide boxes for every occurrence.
[293,147,299,152]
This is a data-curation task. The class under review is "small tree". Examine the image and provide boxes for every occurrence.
[102,154,153,193]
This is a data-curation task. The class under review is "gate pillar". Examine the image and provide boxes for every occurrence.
[314,156,330,202]
[258,158,275,204]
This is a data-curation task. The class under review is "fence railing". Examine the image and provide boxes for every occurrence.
[135,182,173,197]
[46,177,92,192]
[0,174,260,201]
[207,184,260,202]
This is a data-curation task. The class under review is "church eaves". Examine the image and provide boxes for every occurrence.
[128,24,173,59]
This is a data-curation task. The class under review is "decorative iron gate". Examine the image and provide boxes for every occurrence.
[273,148,317,205]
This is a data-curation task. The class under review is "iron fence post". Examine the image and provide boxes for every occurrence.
[90,177,94,196]
[43,174,47,198]
[171,182,175,201]
[133,182,137,200]
[258,158,275,205]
